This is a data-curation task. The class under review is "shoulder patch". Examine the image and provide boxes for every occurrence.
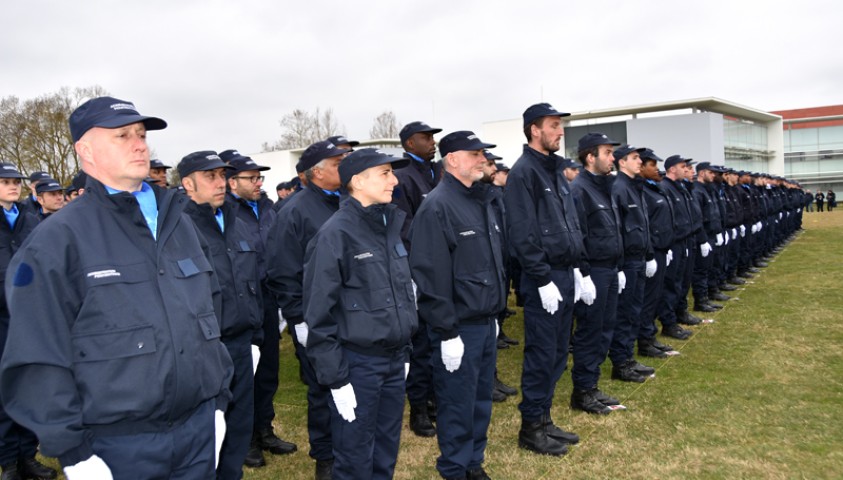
[13,263,34,287]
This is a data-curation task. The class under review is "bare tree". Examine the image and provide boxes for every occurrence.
[0,85,108,189]
[262,107,345,151]
[369,110,400,139]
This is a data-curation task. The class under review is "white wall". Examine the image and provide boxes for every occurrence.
[482,119,524,168]
[249,150,298,202]
[626,112,726,163]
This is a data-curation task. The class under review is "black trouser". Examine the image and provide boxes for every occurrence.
[253,292,279,430]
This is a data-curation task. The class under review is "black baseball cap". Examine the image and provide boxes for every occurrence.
[0,163,27,179]
[439,131,496,157]
[149,159,171,170]
[69,96,167,142]
[326,135,360,147]
[522,103,570,127]
[297,141,351,172]
[563,158,582,170]
[399,121,442,143]
[339,148,409,185]
[640,148,663,163]
[177,151,233,178]
[220,149,270,178]
[494,162,510,172]
[69,170,88,192]
[483,150,502,161]
[35,178,63,194]
[29,171,51,183]
[696,161,714,172]
[664,155,693,170]
[612,145,647,162]
[577,132,621,153]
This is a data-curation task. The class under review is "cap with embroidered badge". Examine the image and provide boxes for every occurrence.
[439,131,496,157]
[220,149,270,178]
[695,161,714,172]
[483,150,502,161]
[577,132,621,153]
[339,148,409,185]
[399,121,443,143]
[35,178,63,194]
[149,159,171,170]
[563,158,582,170]
[0,163,27,179]
[326,135,360,148]
[612,144,647,162]
[28,171,51,183]
[522,103,570,127]
[177,151,234,179]
[69,96,166,142]
[494,162,510,172]
[296,140,351,173]
[640,148,663,163]
[664,155,693,170]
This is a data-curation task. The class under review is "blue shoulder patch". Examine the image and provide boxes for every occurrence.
[13,263,34,287]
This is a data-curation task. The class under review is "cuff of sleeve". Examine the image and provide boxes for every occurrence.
[286,316,304,326]
[439,328,459,341]
[328,379,349,390]
[58,439,94,469]
[215,392,231,412]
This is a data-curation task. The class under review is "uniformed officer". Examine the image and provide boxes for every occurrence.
[392,120,443,439]
[410,131,504,480]
[218,149,296,467]
[178,151,265,480]
[0,96,234,479]
[303,148,417,480]
[33,179,65,219]
[563,158,581,183]
[148,159,171,188]
[607,145,657,383]
[504,103,583,457]
[689,162,720,313]
[265,139,350,480]
[18,172,50,217]
[0,163,55,480]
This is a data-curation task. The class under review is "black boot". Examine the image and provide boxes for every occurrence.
[492,387,507,402]
[662,323,692,340]
[611,359,646,383]
[256,426,297,454]
[315,459,334,480]
[638,337,668,358]
[467,467,492,480]
[718,282,738,291]
[709,291,731,301]
[518,419,568,455]
[652,338,674,352]
[494,375,517,396]
[244,435,267,468]
[540,413,579,444]
[570,388,612,415]
[409,403,436,437]
[692,301,718,313]
[17,458,56,480]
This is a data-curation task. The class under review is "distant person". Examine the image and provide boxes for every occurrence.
[148,159,171,188]
[805,189,813,212]
[827,190,836,211]
[34,178,65,219]
[815,190,825,212]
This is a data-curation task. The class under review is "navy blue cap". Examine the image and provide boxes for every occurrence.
[69,96,166,142]
[664,155,693,170]
[399,121,442,143]
[297,141,351,173]
[68,171,88,192]
[494,162,510,172]
[710,165,728,173]
[220,149,270,178]
[29,171,51,183]
[522,103,570,127]
[35,178,63,194]
[439,131,496,157]
[0,163,27,179]
[339,148,409,185]
[640,148,663,163]
[149,159,171,170]
[696,161,714,172]
[612,145,647,162]
[577,132,621,152]
[483,150,502,161]
[177,151,233,178]
[326,135,360,148]
[563,158,581,170]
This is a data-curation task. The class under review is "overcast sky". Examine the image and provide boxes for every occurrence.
[2,0,840,165]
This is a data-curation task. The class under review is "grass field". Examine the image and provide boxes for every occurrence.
[37,211,843,479]
[241,210,843,480]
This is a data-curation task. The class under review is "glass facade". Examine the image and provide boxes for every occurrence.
[783,124,843,192]
[723,118,771,172]
[563,122,627,160]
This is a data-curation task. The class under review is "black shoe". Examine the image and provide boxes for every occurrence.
[571,388,612,414]
[737,271,754,279]
[754,261,769,268]
[678,311,702,324]
[718,283,738,291]
[256,427,297,454]
[467,467,492,480]
[727,276,746,285]
[747,267,761,274]
[496,338,509,350]
[692,303,717,314]
[631,360,655,376]
[1,463,20,480]
[518,419,568,455]
[17,458,56,480]
[593,389,620,406]
[315,459,334,480]
[709,291,731,301]
[638,342,668,358]
[499,332,519,346]
[505,308,517,317]
[612,360,646,383]
[540,413,579,444]
[409,404,436,437]
[492,387,507,402]
[662,324,692,340]
[707,302,723,310]
[244,440,266,468]
[494,376,517,396]
[652,339,674,352]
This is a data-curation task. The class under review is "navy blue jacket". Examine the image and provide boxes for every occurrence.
[226,193,277,281]
[303,197,418,388]
[691,180,720,240]
[642,179,676,251]
[265,182,340,324]
[570,169,623,274]
[503,145,584,286]
[660,177,694,242]
[409,173,507,341]
[612,172,653,261]
[184,199,263,344]
[392,153,438,249]
[0,178,233,467]
[0,205,39,321]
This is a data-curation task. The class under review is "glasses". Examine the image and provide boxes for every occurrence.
[233,175,264,184]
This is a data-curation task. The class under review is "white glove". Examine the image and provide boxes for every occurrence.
[64,455,113,480]
[214,409,226,469]
[666,249,673,267]
[779,212,783,219]
[294,322,309,347]
[405,363,410,380]
[685,248,689,257]
[740,225,746,237]
[411,280,418,310]
[617,271,626,294]
[278,308,287,336]
[537,281,563,315]
[580,274,597,306]
[573,268,584,303]
[495,321,500,338]
[715,233,724,246]
[645,259,657,278]
[331,383,357,422]
[724,231,730,245]
[441,336,465,372]
[750,223,756,234]
[797,208,800,213]
[757,221,763,232]
[700,242,712,258]
[251,345,261,375]
[731,228,737,240]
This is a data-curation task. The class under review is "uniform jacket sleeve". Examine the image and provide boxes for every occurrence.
[503,171,552,286]
[265,208,306,323]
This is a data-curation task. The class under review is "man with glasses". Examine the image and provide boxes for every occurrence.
[219,150,296,469]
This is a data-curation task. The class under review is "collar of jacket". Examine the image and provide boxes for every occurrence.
[522,144,564,172]
[341,195,400,233]
[441,171,492,202]
[185,198,235,233]
[305,181,342,206]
